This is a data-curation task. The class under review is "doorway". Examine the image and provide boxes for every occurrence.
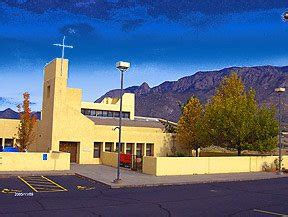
[59,141,79,163]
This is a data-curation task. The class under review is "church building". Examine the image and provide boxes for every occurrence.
[0,58,175,164]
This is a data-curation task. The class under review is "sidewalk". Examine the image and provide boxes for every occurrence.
[0,170,73,178]
[71,164,288,188]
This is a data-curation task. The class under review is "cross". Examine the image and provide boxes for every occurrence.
[53,36,73,76]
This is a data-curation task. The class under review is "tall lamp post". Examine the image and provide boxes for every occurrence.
[275,87,285,175]
[114,61,130,183]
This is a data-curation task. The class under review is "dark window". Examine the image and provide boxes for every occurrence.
[47,85,51,98]
[116,143,124,153]
[136,143,143,157]
[91,110,96,116]
[146,143,154,156]
[102,111,108,117]
[94,142,102,158]
[81,109,130,119]
[105,142,113,152]
[123,112,130,119]
[126,143,133,154]
[96,110,103,117]
[4,139,13,147]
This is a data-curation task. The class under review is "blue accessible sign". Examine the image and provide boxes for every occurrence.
[42,154,48,160]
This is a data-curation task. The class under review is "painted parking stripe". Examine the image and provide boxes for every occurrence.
[18,176,38,192]
[18,176,68,193]
[253,209,288,216]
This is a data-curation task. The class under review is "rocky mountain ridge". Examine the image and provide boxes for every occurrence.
[97,65,288,122]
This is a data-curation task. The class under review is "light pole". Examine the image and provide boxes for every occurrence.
[275,87,285,175]
[114,61,130,184]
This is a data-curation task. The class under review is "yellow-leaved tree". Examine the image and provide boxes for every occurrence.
[203,73,278,155]
[17,92,37,152]
[176,96,205,156]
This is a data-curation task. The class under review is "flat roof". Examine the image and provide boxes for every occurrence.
[87,116,165,129]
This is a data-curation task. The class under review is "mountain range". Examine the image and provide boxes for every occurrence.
[0,108,41,120]
[2,65,288,123]
[97,65,288,122]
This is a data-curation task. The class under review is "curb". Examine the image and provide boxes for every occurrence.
[74,173,112,188]
[0,171,74,178]
[74,172,288,189]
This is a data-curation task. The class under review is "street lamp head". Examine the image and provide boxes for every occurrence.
[283,11,288,21]
[275,87,286,93]
[116,61,130,71]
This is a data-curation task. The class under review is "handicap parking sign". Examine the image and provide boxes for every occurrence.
[43,154,48,160]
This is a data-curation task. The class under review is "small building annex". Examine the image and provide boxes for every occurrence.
[0,58,175,164]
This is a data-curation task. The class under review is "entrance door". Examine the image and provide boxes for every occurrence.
[59,142,78,163]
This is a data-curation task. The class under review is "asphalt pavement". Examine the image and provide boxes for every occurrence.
[1,175,288,216]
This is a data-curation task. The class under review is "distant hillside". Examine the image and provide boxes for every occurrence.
[0,108,41,120]
[0,108,19,119]
[97,65,288,122]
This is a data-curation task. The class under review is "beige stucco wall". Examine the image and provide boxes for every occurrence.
[101,152,118,167]
[0,119,19,139]
[82,93,135,120]
[0,119,19,147]
[0,152,70,171]
[142,156,288,176]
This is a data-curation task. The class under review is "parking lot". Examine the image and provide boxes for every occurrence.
[1,175,288,216]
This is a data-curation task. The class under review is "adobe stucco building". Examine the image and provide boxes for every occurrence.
[0,58,175,164]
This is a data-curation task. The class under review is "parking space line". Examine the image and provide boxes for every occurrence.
[253,209,288,216]
[41,176,68,191]
[18,176,68,193]
[18,176,38,192]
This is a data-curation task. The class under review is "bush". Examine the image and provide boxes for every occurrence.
[175,151,186,157]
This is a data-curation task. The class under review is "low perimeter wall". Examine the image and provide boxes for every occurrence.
[101,152,118,167]
[0,152,70,171]
[143,156,288,176]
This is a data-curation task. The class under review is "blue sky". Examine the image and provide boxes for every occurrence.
[1,0,288,111]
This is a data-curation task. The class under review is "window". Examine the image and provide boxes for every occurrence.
[81,109,90,115]
[116,143,124,153]
[47,85,51,98]
[91,110,96,116]
[123,112,130,119]
[94,142,102,158]
[126,143,133,154]
[81,109,130,119]
[105,142,113,152]
[146,143,154,156]
[4,138,13,147]
[136,143,143,157]
[96,110,103,117]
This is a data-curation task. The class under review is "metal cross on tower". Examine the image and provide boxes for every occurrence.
[53,36,73,75]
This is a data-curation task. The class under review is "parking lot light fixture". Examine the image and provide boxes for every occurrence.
[275,87,285,175]
[114,61,130,184]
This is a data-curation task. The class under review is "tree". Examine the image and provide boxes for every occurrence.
[17,92,37,152]
[203,73,278,155]
[248,106,278,153]
[176,96,205,156]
